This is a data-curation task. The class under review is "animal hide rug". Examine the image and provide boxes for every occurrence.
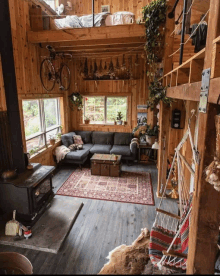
[99,228,150,275]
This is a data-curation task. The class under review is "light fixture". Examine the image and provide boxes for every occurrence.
[152,139,160,150]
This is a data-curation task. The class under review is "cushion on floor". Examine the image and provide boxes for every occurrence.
[90,144,112,154]
[110,145,131,156]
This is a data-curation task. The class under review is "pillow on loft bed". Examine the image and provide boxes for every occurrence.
[80,12,110,27]
[105,11,135,26]
[52,12,110,29]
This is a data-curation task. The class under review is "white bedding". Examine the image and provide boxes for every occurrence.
[52,11,135,30]
[105,11,135,26]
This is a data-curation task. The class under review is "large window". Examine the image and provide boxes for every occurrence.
[83,96,127,124]
[43,0,57,11]
[22,98,61,154]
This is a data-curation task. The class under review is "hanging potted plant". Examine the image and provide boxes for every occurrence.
[116,111,123,125]
[84,116,90,124]
[145,125,159,146]
[68,92,83,110]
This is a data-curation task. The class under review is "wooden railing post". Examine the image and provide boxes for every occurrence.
[187,0,220,274]
[157,0,175,197]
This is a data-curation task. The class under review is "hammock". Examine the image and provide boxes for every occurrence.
[149,115,199,272]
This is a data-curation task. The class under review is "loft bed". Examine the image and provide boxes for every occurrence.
[28,0,145,52]
[27,24,146,52]
[49,11,136,30]
[29,0,138,31]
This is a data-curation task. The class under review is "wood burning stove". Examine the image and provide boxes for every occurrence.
[0,163,55,226]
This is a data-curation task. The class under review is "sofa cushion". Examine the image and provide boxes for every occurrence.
[90,144,112,154]
[64,147,90,161]
[75,131,92,144]
[110,145,131,157]
[82,143,93,151]
[114,132,133,145]
[61,132,76,147]
[92,131,114,145]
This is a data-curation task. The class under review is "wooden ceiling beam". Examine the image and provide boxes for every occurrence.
[66,49,144,56]
[53,43,145,52]
[166,77,220,104]
[27,24,145,43]
[40,37,146,48]
[56,45,145,53]
[65,49,144,56]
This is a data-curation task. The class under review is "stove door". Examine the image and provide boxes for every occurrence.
[32,176,53,212]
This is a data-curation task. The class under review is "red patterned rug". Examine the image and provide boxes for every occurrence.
[56,168,155,206]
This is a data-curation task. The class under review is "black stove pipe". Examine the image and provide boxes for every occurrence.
[168,0,180,19]
[92,0,95,27]
[0,0,26,173]
[179,0,188,65]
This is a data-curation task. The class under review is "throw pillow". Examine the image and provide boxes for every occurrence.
[73,135,84,145]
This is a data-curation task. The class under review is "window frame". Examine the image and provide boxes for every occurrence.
[22,98,61,153]
[43,0,59,11]
[83,95,128,125]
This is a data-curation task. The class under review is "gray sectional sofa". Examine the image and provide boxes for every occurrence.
[60,130,137,166]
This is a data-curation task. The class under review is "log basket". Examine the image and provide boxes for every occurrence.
[0,252,33,274]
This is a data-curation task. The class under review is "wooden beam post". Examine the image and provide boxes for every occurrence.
[187,0,220,274]
[157,0,175,197]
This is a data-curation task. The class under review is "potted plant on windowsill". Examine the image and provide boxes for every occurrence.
[145,125,159,146]
[84,116,90,124]
[49,134,56,146]
[56,125,63,140]
[116,111,123,125]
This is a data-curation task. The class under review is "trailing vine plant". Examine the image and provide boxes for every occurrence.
[143,0,173,109]
[143,0,167,81]
[146,80,173,110]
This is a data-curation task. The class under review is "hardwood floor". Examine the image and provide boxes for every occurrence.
[0,162,178,274]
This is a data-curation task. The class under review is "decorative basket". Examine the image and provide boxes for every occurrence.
[0,252,33,274]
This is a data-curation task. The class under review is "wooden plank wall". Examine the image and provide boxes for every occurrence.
[69,55,152,133]
[8,0,71,166]
[0,56,7,112]
[62,0,151,19]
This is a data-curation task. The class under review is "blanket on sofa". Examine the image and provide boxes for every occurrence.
[55,145,70,163]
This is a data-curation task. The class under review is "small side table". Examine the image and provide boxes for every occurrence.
[138,143,157,163]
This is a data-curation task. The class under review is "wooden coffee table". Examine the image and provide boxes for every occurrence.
[90,154,122,177]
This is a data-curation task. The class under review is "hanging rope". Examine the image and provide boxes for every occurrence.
[168,9,210,57]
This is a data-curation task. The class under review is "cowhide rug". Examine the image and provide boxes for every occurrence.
[99,228,150,275]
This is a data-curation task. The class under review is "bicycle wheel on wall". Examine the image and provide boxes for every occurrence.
[60,64,71,91]
[40,58,56,92]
